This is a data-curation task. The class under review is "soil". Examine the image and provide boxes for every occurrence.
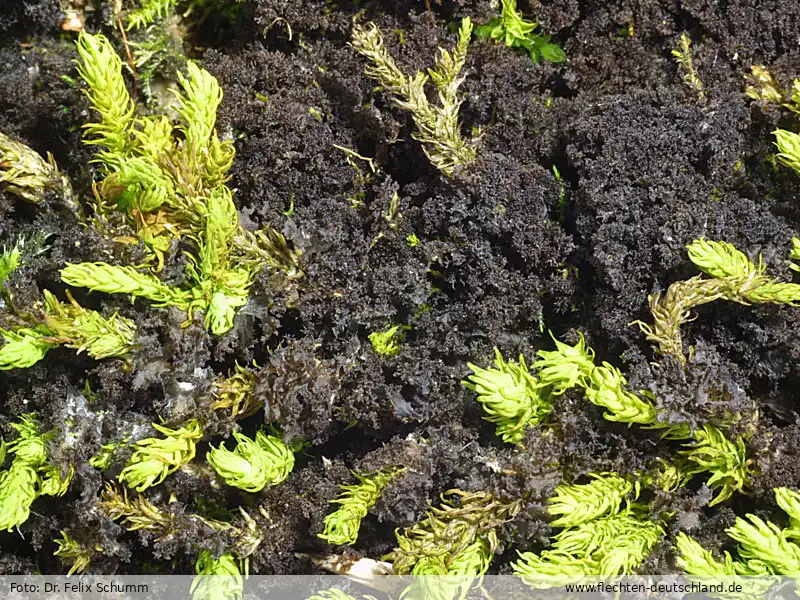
[1,0,800,577]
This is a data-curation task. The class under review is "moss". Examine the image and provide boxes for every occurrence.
[1,0,800,581]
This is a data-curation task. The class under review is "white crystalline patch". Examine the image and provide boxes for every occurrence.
[343,557,394,578]
[62,391,94,449]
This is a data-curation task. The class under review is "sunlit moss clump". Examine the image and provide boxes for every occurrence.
[63,32,302,336]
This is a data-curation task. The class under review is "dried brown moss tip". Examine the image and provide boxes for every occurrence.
[386,489,520,575]
[744,65,800,114]
[211,362,260,418]
[0,131,74,206]
[54,530,102,575]
[351,18,480,177]
[635,238,800,365]
[672,33,705,102]
[99,483,268,573]
[100,482,254,534]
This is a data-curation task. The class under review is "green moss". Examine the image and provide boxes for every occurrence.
[368,324,408,357]
[475,0,565,64]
